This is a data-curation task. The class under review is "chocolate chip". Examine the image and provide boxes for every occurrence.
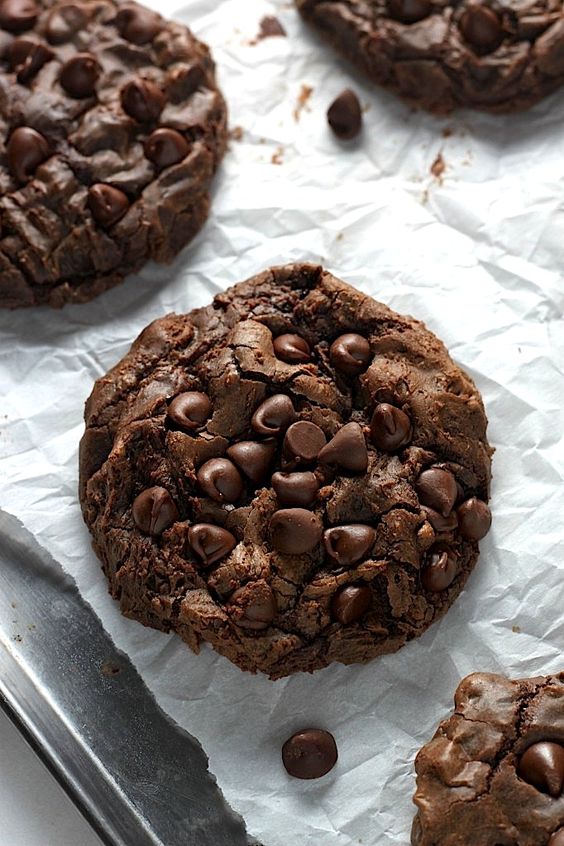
[167,391,211,431]
[132,486,178,536]
[331,584,372,624]
[273,333,311,364]
[283,421,326,464]
[415,467,457,517]
[318,422,368,474]
[121,79,165,123]
[144,128,190,168]
[324,524,376,567]
[251,394,296,436]
[114,4,162,44]
[271,508,323,554]
[422,506,458,533]
[228,581,277,630]
[271,471,319,507]
[7,126,48,182]
[0,0,38,33]
[329,332,371,375]
[549,830,564,846]
[387,0,431,23]
[282,729,338,780]
[45,4,85,44]
[7,38,53,83]
[197,458,244,503]
[370,403,412,452]
[187,523,236,566]
[227,440,276,484]
[88,184,129,227]
[459,5,503,53]
[327,89,362,141]
[518,742,564,797]
[421,546,458,592]
[457,497,492,541]
[60,53,100,98]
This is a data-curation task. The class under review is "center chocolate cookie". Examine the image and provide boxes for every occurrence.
[79,263,493,679]
[0,0,227,308]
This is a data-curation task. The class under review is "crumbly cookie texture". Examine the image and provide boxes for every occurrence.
[79,263,492,679]
[412,672,564,845]
[296,0,564,114]
[0,0,227,308]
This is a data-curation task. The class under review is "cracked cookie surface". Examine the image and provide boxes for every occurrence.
[79,263,492,678]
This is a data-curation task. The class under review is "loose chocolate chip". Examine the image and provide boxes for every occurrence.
[370,403,412,452]
[327,89,362,141]
[167,391,211,431]
[228,582,277,630]
[324,524,376,567]
[457,497,492,541]
[318,422,368,474]
[329,332,371,375]
[0,0,38,33]
[283,421,326,464]
[7,126,48,182]
[549,830,564,846]
[45,4,85,44]
[132,486,179,536]
[421,546,458,592]
[415,467,458,517]
[387,0,431,23]
[422,506,458,533]
[197,458,244,503]
[7,38,53,83]
[331,584,372,624]
[271,508,323,554]
[273,333,311,364]
[187,523,236,566]
[227,440,276,484]
[271,471,319,507]
[144,128,190,168]
[459,5,503,53]
[251,394,296,436]
[518,742,564,797]
[282,729,338,780]
[114,4,162,44]
[88,184,129,227]
[121,79,165,123]
[60,53,100,98]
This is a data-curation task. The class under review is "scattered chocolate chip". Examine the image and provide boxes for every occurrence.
[318,422,368,473]
[114,3,162,44]
[518,742,564,797]
[132,486,178,536]
[7,126,48,182]
[370,403,412,452]
[229,581,277,630]
[421,546,458,592]
[331,584,372,624]
[7,38,52,83]
[271,508,323,554]
[144,127,190,168]
[88,184,129,227]
[271,471,319,507]
[257,15,286,39]
[327,88,362,140]
[227,440,276,484]
[329,333,371,375]
[187,523,236,566]
[283,421,326,465]
[387,0,431,23]
[0,0,38,33]
[324,524,376,567]
[422,506,458,533]
[415,467,458,517]
[549,830,564,846]
[197,458,244,503]
[459,5,503,54]
[167,391,211,431]
[121,78,165,123]
[251,394,296,436]
[282,729,338,780]
[45,3,85,43]
[457,497,492,541]
[273,333,311,364]
[60,53,100,98]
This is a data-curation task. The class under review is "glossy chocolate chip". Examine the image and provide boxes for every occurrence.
[518,742,564,797]
[273,333,311,364]
[327,90,362,141]
[7,38,53,83]
[421,546,458,592]
[271,471,319,507]
[167,391,211,431]
[7,126,48,182]
[132,486,178,536]
[282,729,338,780]
[549,830,564,846]
[114,4,162,44]
[251,394,296,436]
[331,584,372,624]
[45,4,85,43]
[227,440,276,484]
[144,128,190,168]
[271,508,323,554]
[60,53,100,98]
[370,403,412,452]
[415,467,457,517]
[197,458,244,503]
[121,79,165,123]
[187,523,236,566]
[459,5,503,54]
[0,0,38,33]
[329,332,370,374]
[387,0,431,23]
[324,525,376,567]
[88,184,129,228]
[283,421,326,464]
[422,506,458,533]
[318,422,368,473]
[229,582,277,630]
[457,497,492,541]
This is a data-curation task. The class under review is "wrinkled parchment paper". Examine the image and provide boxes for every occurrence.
[1,1,564,843]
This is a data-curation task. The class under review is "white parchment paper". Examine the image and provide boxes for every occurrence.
[1,1,564,843]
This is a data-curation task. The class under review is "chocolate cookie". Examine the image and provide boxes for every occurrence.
[0,0,227,308]
[412,672,564,845]
[296,0,564,114]
[79,263,493,679]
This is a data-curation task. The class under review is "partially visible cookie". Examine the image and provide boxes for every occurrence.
[297,0,564,114]
[412,672,564,845]
[0,0,227,308]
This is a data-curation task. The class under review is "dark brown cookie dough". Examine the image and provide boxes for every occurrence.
[296,0,564,114]
[79,263,492,679]
[0,0,227,308]
[412,672,564,845]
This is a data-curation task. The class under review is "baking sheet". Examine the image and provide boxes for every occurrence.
[1,0,564,843]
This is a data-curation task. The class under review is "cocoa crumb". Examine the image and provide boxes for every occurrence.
[293,84,313,122]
